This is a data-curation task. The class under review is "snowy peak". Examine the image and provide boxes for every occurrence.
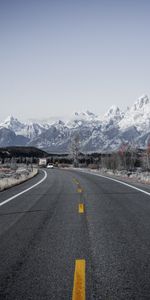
[132,95,150,111]
[103,106,124,124]
[0,115,47,140]
[105,105,121,118]
[3,115,15,124]
[119,95,150,131]
[0,115,25,132]
[74,110,97,120]
[53,120,65,127]
[66,110,99,128]
[2,115,20,126]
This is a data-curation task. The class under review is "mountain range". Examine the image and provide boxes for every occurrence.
[0,95,150,153]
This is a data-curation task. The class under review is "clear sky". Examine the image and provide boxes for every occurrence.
[0,0,150,121]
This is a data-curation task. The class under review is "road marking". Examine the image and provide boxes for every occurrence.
[73,178,79,185]
[77,170,150,197]
[0,170,47,207]
[72,259,85,300]
[77,188,83,193]
[79,203,84,213]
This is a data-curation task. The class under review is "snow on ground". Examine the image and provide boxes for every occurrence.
[76,167,150,185]
[0,167,38,191]
[100,169,150,184]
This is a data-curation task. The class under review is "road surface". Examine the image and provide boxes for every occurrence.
[0,168,150,299]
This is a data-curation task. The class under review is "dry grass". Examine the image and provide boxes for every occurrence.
[0,168,38,192]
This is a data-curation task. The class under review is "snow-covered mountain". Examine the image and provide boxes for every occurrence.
[0,115,25,133]
[103,105,124,122]
[119,95,150,132]
[0,115,48,140]
[0,95,150,152]
[0,127,29,147]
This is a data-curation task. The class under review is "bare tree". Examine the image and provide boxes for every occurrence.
[118,143,128,169]
[146,139,150,170]
[69,134,80,167]
[127,141,137,170]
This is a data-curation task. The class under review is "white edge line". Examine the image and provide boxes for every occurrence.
[77,169,150,197]
[0,170,47,207]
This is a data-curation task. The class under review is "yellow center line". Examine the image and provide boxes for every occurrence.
[72,259,86,300]
[79,203,84,213]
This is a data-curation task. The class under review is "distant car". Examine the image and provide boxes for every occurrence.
[47,164,54,169]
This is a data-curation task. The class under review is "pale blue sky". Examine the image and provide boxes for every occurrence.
[0,0,150,121]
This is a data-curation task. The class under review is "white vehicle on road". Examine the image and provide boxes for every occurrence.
[47,163,54,169]
[38,158,47,167]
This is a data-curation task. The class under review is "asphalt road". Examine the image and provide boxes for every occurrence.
[1,168,150,299]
